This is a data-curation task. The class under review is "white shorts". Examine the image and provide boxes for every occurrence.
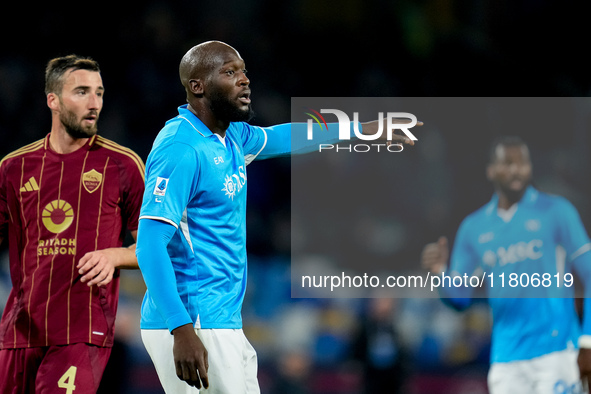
[141,328,260,394]
[488,348,582,394]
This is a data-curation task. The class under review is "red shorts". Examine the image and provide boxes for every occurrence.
[0,343,111,393]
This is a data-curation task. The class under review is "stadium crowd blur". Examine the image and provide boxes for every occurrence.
[2,1,591,393]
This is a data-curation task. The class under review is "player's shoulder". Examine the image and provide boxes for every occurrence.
[228,121,261,138]
[528,188,573,212]
[155,115,210,151]
[93,135,142,161]
[462,201,494,227]
[0,138,45,168]
[93,136,145,176]
[452,207,488,243]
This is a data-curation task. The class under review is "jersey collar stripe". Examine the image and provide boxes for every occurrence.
[0,140,44,166]
[177,116,206,137]
[94,138,146,180]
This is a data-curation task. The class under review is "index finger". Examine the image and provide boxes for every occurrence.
[197,357,209,389]
[388,118,424,126]
[188,362,200,389]
[77,254,98,272]
[387,134,415,146]
[77,253,91,269]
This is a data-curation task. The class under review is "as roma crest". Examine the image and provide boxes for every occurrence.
[82,169,103,194]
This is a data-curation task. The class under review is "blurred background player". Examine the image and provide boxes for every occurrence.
[0,55,145,393]
[421,136,591,393]
[135,40,417,393]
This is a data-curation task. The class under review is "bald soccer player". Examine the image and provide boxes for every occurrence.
[136,41,418,393]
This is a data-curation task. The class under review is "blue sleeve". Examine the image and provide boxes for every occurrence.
[573,253,591,336]
[555,198,591,259]
[140,142,198,227]
[556,198,591,335]
[136,218,192,332]
[235,121,361,162]
[441,218,479,310]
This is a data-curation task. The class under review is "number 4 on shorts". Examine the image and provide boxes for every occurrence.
[58,366,77,393]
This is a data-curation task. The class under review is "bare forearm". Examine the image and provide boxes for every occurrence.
[107,244,138,269]
[78,242,139,286]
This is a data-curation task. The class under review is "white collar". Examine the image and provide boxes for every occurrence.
[213,133,226,147]
[497,203,518,223]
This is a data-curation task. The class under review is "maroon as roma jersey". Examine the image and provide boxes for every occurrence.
[0,134,145,348]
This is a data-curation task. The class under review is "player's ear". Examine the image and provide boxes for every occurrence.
[188,79,204,96]
[47,93,59,111]
[486,164,494,181]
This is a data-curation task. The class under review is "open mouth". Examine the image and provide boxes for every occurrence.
[83,113,98,124]
[508,178,525,189]
[238,91,251,104]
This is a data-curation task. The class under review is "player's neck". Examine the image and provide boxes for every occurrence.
[497,193,522,211]
[49,123,89,155]
[187,103,228,138]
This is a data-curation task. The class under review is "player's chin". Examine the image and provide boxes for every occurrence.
[80,127,98,138]
[236,105,255,122]
[508,180,527,192]
[65,125,98,139]
[503,184,528,200]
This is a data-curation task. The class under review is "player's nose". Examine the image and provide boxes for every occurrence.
[507,163,520,175]
[88,93,102,110]
[238,71,249,86]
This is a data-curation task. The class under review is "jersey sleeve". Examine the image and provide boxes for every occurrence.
[555,198,591,337]
[136,218,192,332]
[139,142,199,228]
[441,217,479,309]
[120,152,146,232]
[555,198,591,260]
[234,121,360,163]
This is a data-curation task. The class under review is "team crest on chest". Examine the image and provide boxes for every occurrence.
[82,169,103,194]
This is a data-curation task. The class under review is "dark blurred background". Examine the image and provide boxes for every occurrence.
[1,1,591,393]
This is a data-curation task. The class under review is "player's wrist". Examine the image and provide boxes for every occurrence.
[172,323,194,336]
[579,335,591,348]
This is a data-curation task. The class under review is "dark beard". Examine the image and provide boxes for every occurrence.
[59,106,98,139]
[208,87,254,123]
[497,181,529,205]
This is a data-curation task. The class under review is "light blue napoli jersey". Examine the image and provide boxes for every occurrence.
[138,105,348,330]
[139,106,273,329]
[447,186,591,363]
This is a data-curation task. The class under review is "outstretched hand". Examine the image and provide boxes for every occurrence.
[361,116,423,146]
[172,324,209,390]
[421,236,449,274]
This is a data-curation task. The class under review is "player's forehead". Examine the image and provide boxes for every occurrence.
[215,49,245,70]
[62,69,103,90]
[493,144,530,163]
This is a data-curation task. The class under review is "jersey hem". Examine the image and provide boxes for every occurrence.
[140,321,242,330]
